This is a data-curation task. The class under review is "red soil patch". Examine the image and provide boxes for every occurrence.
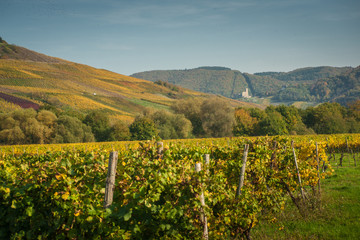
[0,92,40,110]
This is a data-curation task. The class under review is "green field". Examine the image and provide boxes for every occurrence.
[253,153,360,239]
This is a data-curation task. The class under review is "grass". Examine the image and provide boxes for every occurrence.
[252,153,360,239]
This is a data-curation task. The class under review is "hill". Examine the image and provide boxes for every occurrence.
[131,67,249,99]
[309,66,360,105]
[0,38,64,63]
[0,40,260,122]
[132,65,358,104]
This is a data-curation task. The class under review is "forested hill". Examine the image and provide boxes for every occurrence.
[131,67,248,99]
[132,65,359,104]
[310,65,360,105]
[254,66,352,81]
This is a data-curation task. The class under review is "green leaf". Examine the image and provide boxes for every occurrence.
[25,206,34,217]
[123,209,132,221]
[11,199,17,209]
[87,205,97,215]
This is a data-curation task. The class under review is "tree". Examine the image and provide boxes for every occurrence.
[200,98,235,137]
[172,114,193,139]
[303,103,348,134]
[172,98,205,137]
[0,127,25,145]
[21,117,44,144]
[129,116,158,140]
[53,115,95,143]
[36,110,58,143]
[109,120,131,141]
[12,108,37,122]
[83,111,111,142]
[348,100,360,120]
[248,108,267,120]
[172,97,235,138]
[150,110,192,139]
[0,116,17,130]
[257,111,288,136]
[150,111,176,139]
[233,108,258,136]
[346,117,360,133]
[0,109,53,144]
[272,105,312,135]
[37,110,57,127]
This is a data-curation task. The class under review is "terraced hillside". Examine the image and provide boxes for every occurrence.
[0,40,260,122]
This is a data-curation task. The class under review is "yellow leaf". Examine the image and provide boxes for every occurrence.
[55,174,62,180]
[62,192,70,200]
[74,211,80,217]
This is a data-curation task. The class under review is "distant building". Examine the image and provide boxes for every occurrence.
[242,88,251,98]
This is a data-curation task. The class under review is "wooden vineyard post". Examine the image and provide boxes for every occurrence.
[195,163,208,240]
[204,154,210,174]
[203,154,210,165]
[157,141,164,155]
[315,143,321,198]
[236,144,249,198]
[291,141,305,201]
[104,151,118,209]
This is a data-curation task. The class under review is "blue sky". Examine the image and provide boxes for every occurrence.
[1,0,360,75]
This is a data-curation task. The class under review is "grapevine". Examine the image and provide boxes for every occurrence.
[1,134,359,239]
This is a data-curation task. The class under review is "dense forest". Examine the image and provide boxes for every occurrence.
[1,98,359,145]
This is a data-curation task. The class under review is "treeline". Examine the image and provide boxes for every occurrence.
[1,99,360,145]
[234,102,360,136]
[0,106,193,145]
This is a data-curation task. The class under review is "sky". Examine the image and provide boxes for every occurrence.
[1,0,360,75]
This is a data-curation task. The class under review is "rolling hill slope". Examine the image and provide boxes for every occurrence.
[0,39,260,122]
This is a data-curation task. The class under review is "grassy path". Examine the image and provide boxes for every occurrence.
[253,157,360,239]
